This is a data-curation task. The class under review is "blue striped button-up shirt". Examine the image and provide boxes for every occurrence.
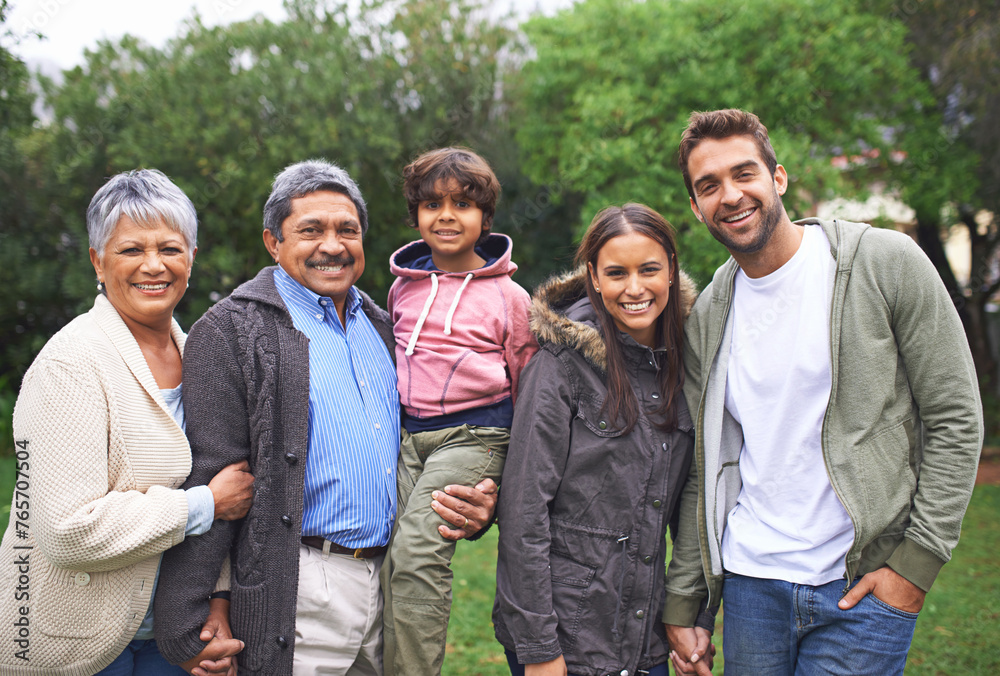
[274,266,400,548]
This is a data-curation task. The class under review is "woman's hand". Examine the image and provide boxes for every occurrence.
[208,460,254,521]
[431,478,498,540]
[181,598,242,676]
[666,624,715,676]
[524,656,568,676]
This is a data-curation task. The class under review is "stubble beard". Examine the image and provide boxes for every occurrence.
[706,186,785,256]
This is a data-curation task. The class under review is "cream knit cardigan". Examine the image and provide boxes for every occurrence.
[0,294,194,676]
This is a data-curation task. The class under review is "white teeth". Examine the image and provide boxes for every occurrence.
[623,300,652,311]
[723,209,754,223]
[134,283,168,290]
[315,265,344,272]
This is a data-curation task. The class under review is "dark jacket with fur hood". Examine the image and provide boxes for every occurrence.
[493,266,698,675]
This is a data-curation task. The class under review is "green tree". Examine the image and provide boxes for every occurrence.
[6,0,556,386]
[0,0,89,391]
[877,0,1000,389]
[513,0,939,286]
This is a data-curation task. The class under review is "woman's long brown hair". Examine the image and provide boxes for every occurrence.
[575,203,685,432]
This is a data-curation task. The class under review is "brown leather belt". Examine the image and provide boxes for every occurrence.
[301,536,387,559]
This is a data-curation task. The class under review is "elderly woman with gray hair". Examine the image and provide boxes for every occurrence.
[0,170,253,676]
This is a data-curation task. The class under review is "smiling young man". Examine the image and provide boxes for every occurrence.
[153,159,500,676]
[662,109,983,676]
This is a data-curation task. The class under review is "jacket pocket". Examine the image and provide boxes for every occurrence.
[550,550,597,588]
[858,418,917,517]
[549,550,597,650]
[36,566,114,639]
[577,395,626,438]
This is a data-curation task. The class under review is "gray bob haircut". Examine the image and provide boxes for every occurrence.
[87,169,197,260]
[263,159,369,241]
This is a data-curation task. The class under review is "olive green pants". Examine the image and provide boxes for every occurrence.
[381,424,508,676]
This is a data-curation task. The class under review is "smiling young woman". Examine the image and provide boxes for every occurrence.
[494,203,708,676]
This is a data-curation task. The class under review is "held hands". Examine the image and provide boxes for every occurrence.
[209,460,254,521]
[665,624,715,676]
[180,598,243,676]
[430,478,498,540]
[838,566,926,614]
[525,655,568,676]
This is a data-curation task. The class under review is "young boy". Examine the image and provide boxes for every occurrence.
[382,147,537,675]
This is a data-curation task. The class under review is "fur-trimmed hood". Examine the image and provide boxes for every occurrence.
[529,265,698,372]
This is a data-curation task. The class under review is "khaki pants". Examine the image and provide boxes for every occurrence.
[381,425,509,676]
[294,544,384,676]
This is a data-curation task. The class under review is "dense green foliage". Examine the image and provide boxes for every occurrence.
[887,0,1000,387]
[0,0,579,395]
[513,0,944,285]
[0,0,996,409]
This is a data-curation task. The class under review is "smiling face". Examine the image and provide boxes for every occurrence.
[89,215,195,333]
[687,135,789,256]
[588,230,673,348]
[263,190,364,319]
[416,180,486,272]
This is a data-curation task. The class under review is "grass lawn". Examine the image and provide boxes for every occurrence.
[1,456,996,674]
[447,487,1000,675]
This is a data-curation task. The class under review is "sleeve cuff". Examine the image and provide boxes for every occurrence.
[885,536,947,593]
[512,638,563,666]
[214,556,231,593]
[184,485,215,536]
[662,591,705,627]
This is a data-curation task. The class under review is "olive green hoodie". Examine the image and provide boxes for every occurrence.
[663,218,983,627]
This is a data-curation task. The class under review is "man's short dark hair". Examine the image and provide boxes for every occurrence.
[678,109,778,200]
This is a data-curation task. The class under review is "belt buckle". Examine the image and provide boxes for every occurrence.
[353,547,364,559]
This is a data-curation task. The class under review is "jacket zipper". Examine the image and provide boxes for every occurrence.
[611,534,630,640]
[701,270,735,611]
[816,220,859,595]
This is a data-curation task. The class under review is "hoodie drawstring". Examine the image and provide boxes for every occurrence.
[444,273,474,335]
[405,273,438,356]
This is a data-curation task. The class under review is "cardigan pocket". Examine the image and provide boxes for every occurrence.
[36,567,112,639]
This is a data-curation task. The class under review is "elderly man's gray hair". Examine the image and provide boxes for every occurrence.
[263,159,369,240]
[87,169,198,260]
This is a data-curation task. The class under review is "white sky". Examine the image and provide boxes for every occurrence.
[5,0,568,72]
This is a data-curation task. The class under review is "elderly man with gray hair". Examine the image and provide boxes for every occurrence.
[154,160,498,676]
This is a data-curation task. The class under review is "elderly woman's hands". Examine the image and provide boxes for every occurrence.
[208,461,254,521]
[430,478,498,540]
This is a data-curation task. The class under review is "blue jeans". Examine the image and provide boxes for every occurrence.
[722,572,918,675]
[95,639,187,676]
[504,650,668,676]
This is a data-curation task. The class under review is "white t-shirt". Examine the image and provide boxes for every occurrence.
[721,224,854,585]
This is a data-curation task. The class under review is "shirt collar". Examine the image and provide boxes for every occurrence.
[273,265,361,317]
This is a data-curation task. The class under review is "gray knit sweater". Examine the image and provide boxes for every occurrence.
[154,267,394,675]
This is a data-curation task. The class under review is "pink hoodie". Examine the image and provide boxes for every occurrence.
[388,233,538,421]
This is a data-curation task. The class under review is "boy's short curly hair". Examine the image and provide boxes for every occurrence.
[402,147,501,245]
